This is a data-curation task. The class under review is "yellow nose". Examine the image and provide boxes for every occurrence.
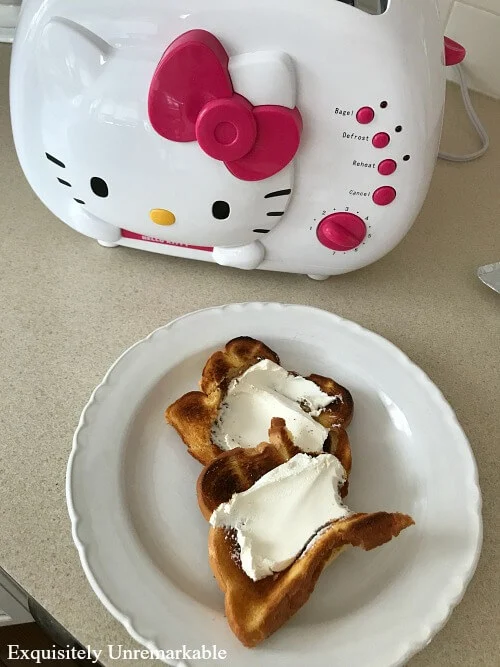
[150,209,176,226]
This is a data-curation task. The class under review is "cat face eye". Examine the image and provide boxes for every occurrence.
[212,201,230,220]
[90,177,109,198]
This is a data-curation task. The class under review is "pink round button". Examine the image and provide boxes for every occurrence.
[196,95,257,162]
[317,212,367,251]
[373,186,396,206]
[372,132,390,149]
[378,159,397,176]
[356,107,375,124]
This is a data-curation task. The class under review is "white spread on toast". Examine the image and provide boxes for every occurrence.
[210,453,349,581]
[211,359,336,452]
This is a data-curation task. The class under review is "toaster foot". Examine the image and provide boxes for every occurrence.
[308,274,330,281]
[213,241,265,270]
[98,240,120,248]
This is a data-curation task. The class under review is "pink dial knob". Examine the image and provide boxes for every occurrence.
[317,212,367,251]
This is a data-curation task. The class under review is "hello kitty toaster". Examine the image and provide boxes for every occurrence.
[10,0,446,279]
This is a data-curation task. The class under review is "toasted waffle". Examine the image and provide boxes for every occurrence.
[198,418,351,516]
[166,337,354,466]
[197,419,414,647]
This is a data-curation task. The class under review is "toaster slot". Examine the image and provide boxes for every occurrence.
[337,0,387,14]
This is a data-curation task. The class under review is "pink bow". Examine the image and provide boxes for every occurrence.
[148,30,302,182]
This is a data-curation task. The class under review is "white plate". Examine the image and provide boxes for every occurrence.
[67,303,482,667]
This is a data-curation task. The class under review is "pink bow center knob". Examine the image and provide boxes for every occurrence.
[148,30,302,181]
[196,95,257,162]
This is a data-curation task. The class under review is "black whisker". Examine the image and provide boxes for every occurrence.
[46,153,65,168]
[57,178,71,187]
[266,212,284,217]
[264,189,291,199]
[74,198,85,204]
[253,229,271,234]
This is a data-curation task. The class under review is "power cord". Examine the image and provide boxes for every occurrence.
[438,63,490,162]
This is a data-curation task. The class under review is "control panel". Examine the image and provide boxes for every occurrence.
[312,98,410,255]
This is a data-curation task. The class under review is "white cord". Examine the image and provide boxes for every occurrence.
[438,63,490,162]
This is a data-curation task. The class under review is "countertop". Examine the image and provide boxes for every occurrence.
[0,43,499,666]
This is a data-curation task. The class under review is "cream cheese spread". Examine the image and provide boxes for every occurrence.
[210,453,350,581]
[211,359,337,452]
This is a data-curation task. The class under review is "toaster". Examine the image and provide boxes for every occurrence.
[10,0,446,279]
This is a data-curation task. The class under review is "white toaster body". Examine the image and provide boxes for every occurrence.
[10,0,445,277]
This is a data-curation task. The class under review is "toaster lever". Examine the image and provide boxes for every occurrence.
[444,37,466,66]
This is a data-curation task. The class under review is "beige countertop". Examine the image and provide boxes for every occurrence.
[0,43,499,666]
